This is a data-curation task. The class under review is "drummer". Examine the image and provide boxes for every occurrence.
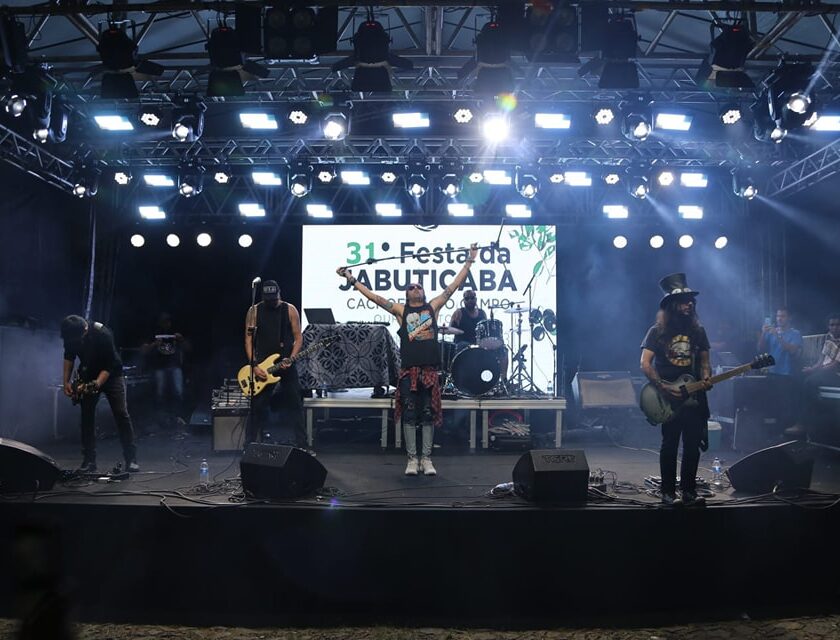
[449,290,487,352]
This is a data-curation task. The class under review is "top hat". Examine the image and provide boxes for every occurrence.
[658,273,699,309]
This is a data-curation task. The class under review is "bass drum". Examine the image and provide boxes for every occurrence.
[451,346,501,396]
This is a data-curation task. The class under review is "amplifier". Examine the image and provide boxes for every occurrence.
[212,408,248,452]
[571,371,637,409]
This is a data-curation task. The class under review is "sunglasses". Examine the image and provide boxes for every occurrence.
[407,284,423,291]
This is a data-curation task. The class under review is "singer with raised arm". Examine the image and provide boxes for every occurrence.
[244,279,308,451]
[337,242,479,477]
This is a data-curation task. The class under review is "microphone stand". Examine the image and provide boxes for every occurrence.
[247,282,259,446]
[521,270,542,396]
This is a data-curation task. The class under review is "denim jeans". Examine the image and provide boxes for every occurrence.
[153,366,184,425]
[79,375,137,464]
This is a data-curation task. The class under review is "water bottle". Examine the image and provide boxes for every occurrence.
[711,456,723,488]
[199,458,210,487]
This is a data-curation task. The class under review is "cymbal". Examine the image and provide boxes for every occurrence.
[503,307,532,314]
[439,325,464,335]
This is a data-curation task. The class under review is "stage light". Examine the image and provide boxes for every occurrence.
[515,169,539,199]
[30,86,52,144]
[594,107,615,125]
[765,62,817,134]
[252,170,284,186]
[548,172,565,184]
[171,98,205,142]
[340,170,370,186]
[733,171,758,199]
[622,113,651,141]
[655,113,693,131]
[505,204,531,218]
[72,184,87,198]
[787,92,810,115]
[770,126,787,143]
[94,114,134,131]
[392,112,430,129]
[33,127,49,143]
[680,172,708,188]
[657,170,675,187]
[381,170,399,184]
[317,169,336,183]
[289,168,312,198]
[483,169,512,186]
[579,18,639,89]
[139,109,161,126]
[196,232,212,247]
[811,115,840,131]
[678,205,704,219]
[114,170,132,185]
[715,236,728,249]
[603,205,629,219]
[742,184,758,199]
[144,173,175,187]
[803,111,819,128]
[440,174,461,198]
[206,25,269,97]
[323,113,348,140]
[331,19,412,91]
[98,25,164,99]
[4,94,26,117]
[407,174,428,198]
[72,163,100,198]
[264,4,338,60]
[649,235,664,249]
[613,235,628,249]
[454,108,474,124]
[166,233,180,246]
[288,110,308,125]
[214,168,232,184]
[679,234,694,248]
[720,106,742,124]
[238,234,253,248]
[629,176,649,199]
[524,0,578,63]
[564,171,591,187]
[696,23,754,89]
[482,113,510,143]
[462,20,514,96]
[603,172,621,185]
[130,234,145,248]
[239,203,266,217]
[468,171,484,183]
[239,112,278,130]
[534,113,571,129]
[375,203,402,217]
[178,164,204,197]
[448,203,474,217]
[140,205,166,220]
[306,204,333,218]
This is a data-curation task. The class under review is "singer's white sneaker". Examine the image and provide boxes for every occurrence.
[420,457,437,476]
[404,457,419,476]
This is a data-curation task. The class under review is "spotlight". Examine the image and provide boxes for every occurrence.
[622,113,651,141]
[130,234,145,248]
[171,98,206,142]
[678,234,694,248]
[454,108,474,124]
[381,170,399,184]
[468,171,484,183]
[720,105,742,124]
[196,232,212,247]
[564,171,591,187]
[144,173,175,187]
[166,233,180,246]
[340,170,370,186]
[534,113,571,129]
[655,113,693,131]
[649,235,664,249]
[331,19,413,91]
[178,164,205,197]
[252,170,284,186]
[578,18,639,89]
[306,204,333,218]
[239,203,266,217]
[657,170,675,187]
[97,24,164,99]
[263,5,338,59]
[715,236,729,249]
[440,173,461,198]
[460,20,514,96]
[322,112,348,140]
[207,25,269,97]
[525,0,579,63]
[483,169,512,185]
[4,94,26,117]
[95,114,134,131]
[317,168,336,183]
[515,168,539,199]
[770,126,787,143]
[594,107,615,125]
[603,172,621,185]
[375,203,402,217]
[214,168,232,184]
[448,203,474,217]
[238,234,254,248]
[482,113,510,143]
[72,163,101,198]
[139,206,166,220]
[786,92,810,115]
[613,235,628,249]
[678,205,704,220]
[680,172,708,188]
[733,171,758,199]
[114,170,132,185]
[803,111,819,128]
[289,166,312,198]
[765,62,817,132]
[239,112,278,130]
[407,173,428,198]
[628,176,649,199]
[139,108,161,126]
[548,172,565,184]
[392,112,430,129]
[696,23,754,89]
[289,110,308,125]
[603,205,629,219]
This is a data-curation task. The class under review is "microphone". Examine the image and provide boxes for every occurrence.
[251,277,261,288]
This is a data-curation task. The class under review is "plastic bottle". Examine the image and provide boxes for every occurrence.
[199,458,210,487]
[711,456,722,487]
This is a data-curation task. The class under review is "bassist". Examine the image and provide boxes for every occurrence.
[244,280,307,449]
[640,274,712,507]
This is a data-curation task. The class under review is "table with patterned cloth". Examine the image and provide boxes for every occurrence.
[298,323,400,390]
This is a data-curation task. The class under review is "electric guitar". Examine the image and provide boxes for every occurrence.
[69,376,99,405]
[639,353,775,425]
[237,335,338,398]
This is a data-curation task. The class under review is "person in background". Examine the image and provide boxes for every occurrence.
[449,290,486,352]
[758,308,803,376]
[141,312,189,432]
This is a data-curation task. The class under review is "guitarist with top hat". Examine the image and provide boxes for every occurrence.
[244,280,307,450]
[640,273,713,507]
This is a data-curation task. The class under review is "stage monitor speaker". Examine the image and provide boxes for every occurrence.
[212,410,247,452]
[0,438,62,493]
[240,443,327,499]
[512,448,589,502]
[726,440,822,493]
[571,371,636,409]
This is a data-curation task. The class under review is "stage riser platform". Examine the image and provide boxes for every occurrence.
[1,502,839,626]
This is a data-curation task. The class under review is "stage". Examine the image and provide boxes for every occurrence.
[3,427,840,627]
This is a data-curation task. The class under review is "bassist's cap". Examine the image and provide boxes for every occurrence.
[658,273,699,309]
[262,280,280,302]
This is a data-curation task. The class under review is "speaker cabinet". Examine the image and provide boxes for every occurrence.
[212,410,247,452]
[726,440,824,493]
[571,371,636,409]
[240,443,327,500]
[0,438,62,492]
[512,449,589,502]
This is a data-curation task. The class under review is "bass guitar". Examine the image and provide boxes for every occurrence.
[639,353,774,425]
[70,377,99,405]
[237,335,338,398]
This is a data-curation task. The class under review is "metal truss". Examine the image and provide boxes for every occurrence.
[0,123,76,191]
[765,137,840,198]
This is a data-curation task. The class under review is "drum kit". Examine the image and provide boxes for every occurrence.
[437,302,557,398]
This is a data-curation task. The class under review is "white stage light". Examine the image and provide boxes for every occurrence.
[239,113,278,130]
[482,113,509,143]
[603,205,629,219]
[95,115,134,131]
[594,107,615,125]
[238,234,254,248]
[680,172,708,188]
[505,204,531,218]
[678,234,694,248]
[130,234,145,247]
[340,170,370,186]
[196,232,212,247]
[613,235,628,249]
[657,171,675,187]
[238,203,266,217]
[138,205,166,219]
[166,233,180,247]
[375,203,402,217]
[454,108,474,124]
[678,205,704,219]
[144,174,175,187]
[655,113,692,131]
[447,203,474,217]
[306,204,333,218]
[392,112,430,128]
[534,113,571,129]
[649,235,664,249]
[715,236,728,249]
[564,171,592,187]
[252,171,284,186]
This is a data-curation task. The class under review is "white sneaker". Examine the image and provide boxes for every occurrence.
[420,457,437,476]
[405,457,419,476]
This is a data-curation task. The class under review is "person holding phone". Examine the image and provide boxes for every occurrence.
[758,308,803,376]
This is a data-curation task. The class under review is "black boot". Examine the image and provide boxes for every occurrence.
[660,491,683,507]
[682,490,706,507]
[78,458,97,473]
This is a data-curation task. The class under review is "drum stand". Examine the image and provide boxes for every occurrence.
[439,337,458,397]
[508,304,541,397]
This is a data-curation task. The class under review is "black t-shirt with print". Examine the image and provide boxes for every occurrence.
[641,324,710,381]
